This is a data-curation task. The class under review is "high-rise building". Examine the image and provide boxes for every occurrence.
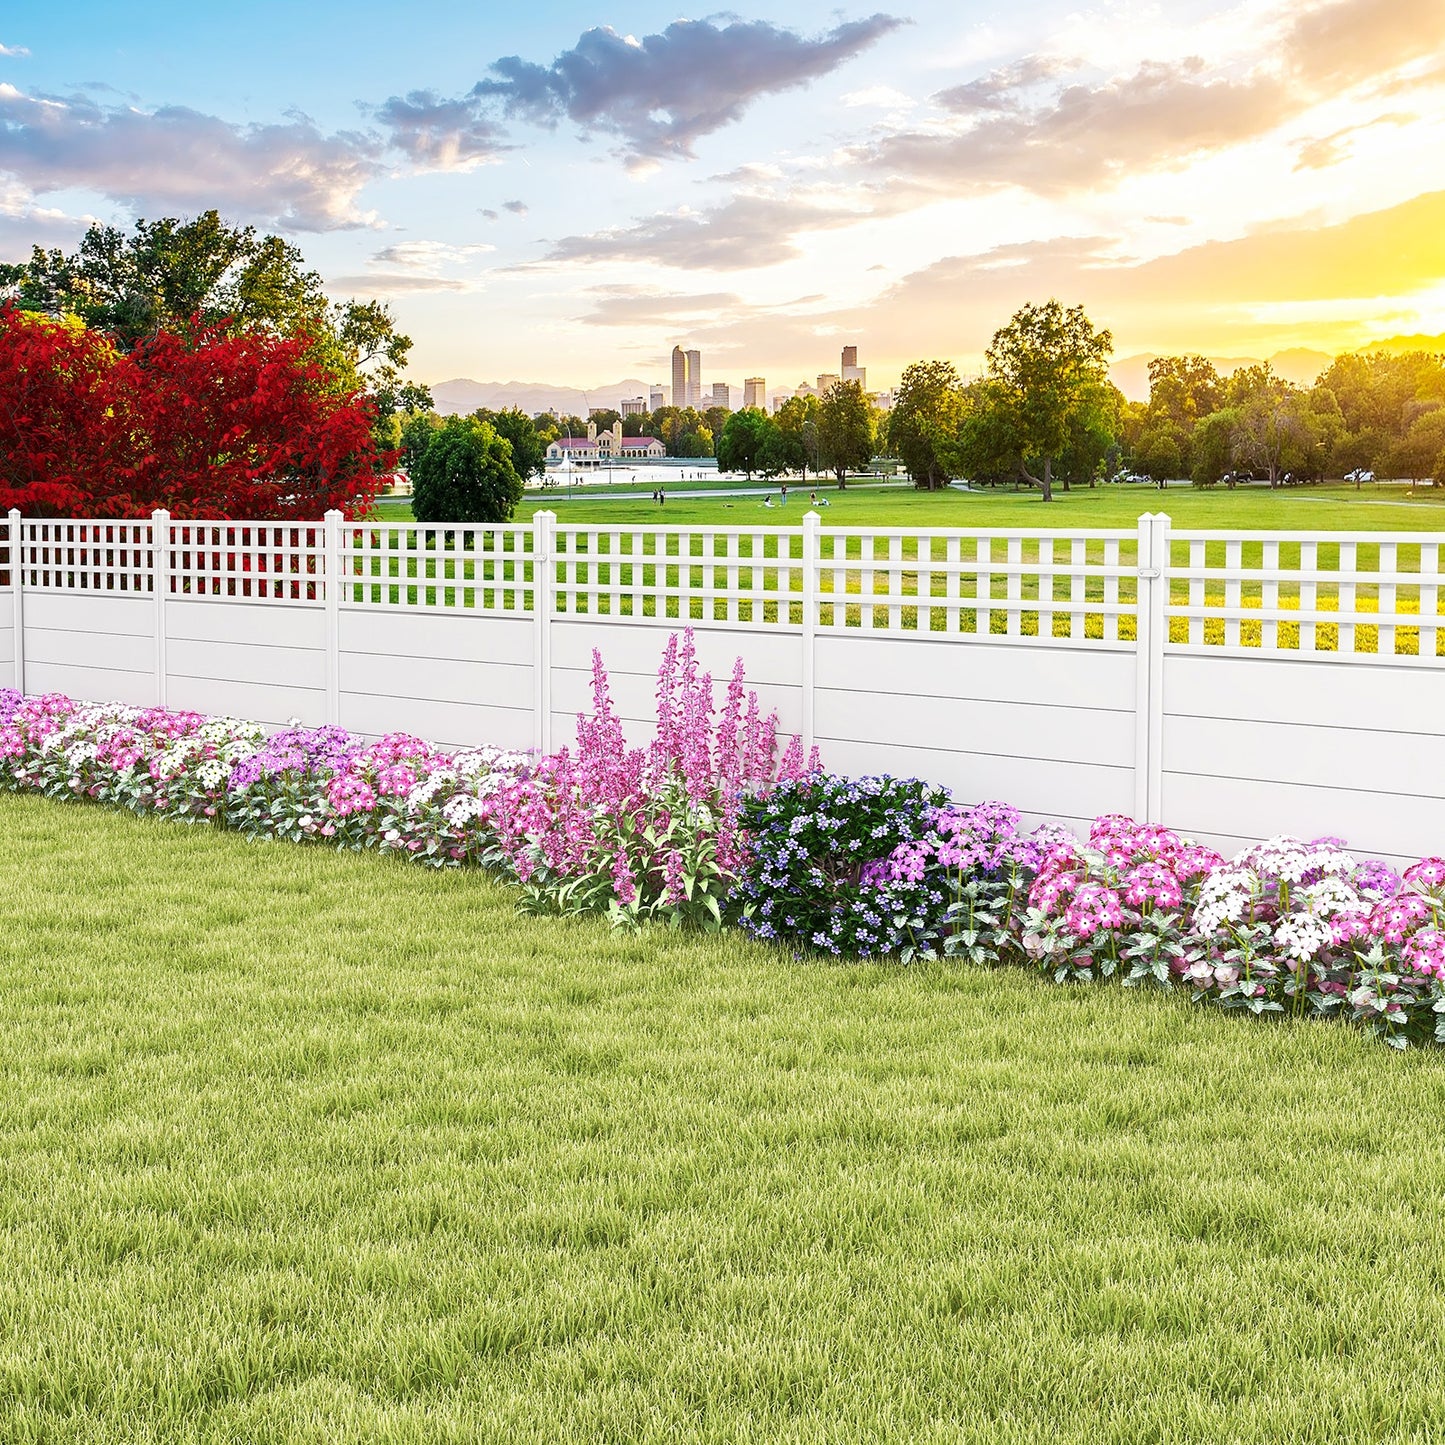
[671,347,688,412]
[685,349,702,407]
[817,372,840,395]
[743,377,766,410]
[841,345,866,389]
[649,384,666,411]
[620,396,647,417]
[711,382,730,409]
[841,345,857,371]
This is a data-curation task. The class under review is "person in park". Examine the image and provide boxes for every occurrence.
[763,496,774,508]
[780,482,789,506]
[658,488,665,506]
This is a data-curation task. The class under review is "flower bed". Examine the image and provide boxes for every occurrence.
[3,627,1443,1049]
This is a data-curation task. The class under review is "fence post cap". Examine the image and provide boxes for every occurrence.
[323,508,344,521]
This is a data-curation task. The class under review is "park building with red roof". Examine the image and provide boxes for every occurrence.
[545,420,665,467]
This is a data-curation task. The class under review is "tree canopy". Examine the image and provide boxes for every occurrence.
[977,300,1114,501]
[716,408,777,480]
[0,305,387,519]
[409,416,524,525]
[887,361,965,490]
[1,210,430,446]
[817,381,874,487]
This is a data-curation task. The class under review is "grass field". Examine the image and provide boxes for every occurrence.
[4,792,1445,1443]
[374,481,1445,534]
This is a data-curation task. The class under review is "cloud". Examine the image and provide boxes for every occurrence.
[502,198,527,215]
[370,88,507,169]
[0,43,29,58]
[1294,111,1416,169]
[1284,0,1445,90]
[539,191,875,271]
[576,285,748,327]
[328,272,472,294]
[932,54,1070,112]
[837,0,1445,202]
[853,58,1286,196]
[472,15,905,159]
[0,82,382,229]
[370,239,494,270]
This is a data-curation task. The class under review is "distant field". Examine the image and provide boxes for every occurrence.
[373,483,1445,534]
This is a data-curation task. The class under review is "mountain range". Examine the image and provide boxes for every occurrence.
[430,378,657,417]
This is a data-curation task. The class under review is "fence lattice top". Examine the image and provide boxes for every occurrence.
[2,510,1441,663]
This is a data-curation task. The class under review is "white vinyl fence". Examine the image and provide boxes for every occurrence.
[3,507,1443,862]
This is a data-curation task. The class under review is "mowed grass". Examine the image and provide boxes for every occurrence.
[496,481,1445,533]
[374,478,1445,537]
[4,794,1445,1443]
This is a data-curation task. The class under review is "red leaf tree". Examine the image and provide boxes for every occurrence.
[0,305,391,518]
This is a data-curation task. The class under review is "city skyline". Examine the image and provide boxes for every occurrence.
[0,2,1441,389]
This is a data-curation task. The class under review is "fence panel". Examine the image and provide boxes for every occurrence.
[1167,529,1445,662]
[4,508,1444,861]
[552,525,805,627]
[168,521,325,603]
[815,527,1139,643]
[339,522,534,615]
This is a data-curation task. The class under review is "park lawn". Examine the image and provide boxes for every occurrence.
[2,794,1445,1443]
[507,482,1445,533]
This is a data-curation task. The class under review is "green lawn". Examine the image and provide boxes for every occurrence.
[374,482,1445,534]
[3,793,1444,1443]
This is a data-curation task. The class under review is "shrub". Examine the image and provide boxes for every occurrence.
[734,774,950,955]
[485,629,815,930]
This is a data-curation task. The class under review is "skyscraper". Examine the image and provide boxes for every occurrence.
[711,382,730,409]
[671,347,688,413]
[841,344,866,389]
[685,349,702,407]
[840,345,857,371]
[649,384,666,411]
[743,377,766,410]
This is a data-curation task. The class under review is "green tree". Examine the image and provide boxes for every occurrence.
[410,416,524,524]
[399,410,442,474]
[979,300,1114,502]
[817,380,874,487]
[8,210,430,446]
[1190,409,1239,486]
[1224,366,1317,486]
[475,407,547,482]
[773,394,819,478]
[716,408,778,480]
[1385,407,1445,482]
[1134,425,1184,485]
[888,360,965,490]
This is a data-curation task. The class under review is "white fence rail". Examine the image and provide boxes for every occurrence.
[3,507,1443,861]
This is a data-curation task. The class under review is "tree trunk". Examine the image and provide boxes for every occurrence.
[1041,456,1054,502]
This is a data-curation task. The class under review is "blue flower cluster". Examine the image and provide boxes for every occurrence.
[735,774,951,956]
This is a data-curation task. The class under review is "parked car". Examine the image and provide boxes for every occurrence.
[1345,468,1376,484]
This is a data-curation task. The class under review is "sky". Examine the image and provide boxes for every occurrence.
[1,0,1443,396]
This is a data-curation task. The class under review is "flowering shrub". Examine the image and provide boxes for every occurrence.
[1021,816,1223,987]
[735,775,950,955]
[5,664,1445,1048]
[0,687,528,868]
[487,630,816,930]
[884,800,1075,963]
